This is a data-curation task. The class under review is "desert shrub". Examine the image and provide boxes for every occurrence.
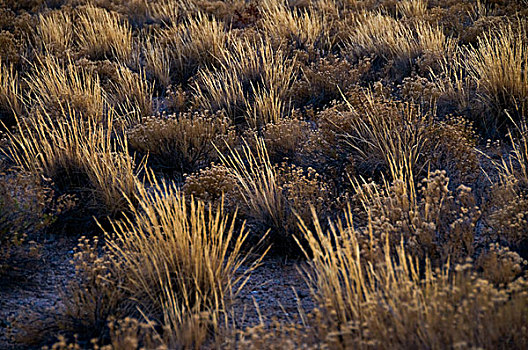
[25,56,105,121]
[193,38,296,127]
[0,30,24,66]
[75,4,132,62]
[58,236,132,344]
[476,243,527,285]
[296,213,528,349]
[127,111,236,175]
[5,109,141,218]
[218,137,331,252]
[424,116,480,184]
[352,170,480,265]
[290,55,372,108]
[183,164,240,211]
[242,116,312,163]
[485,179,528,252]
[0,172,57,274]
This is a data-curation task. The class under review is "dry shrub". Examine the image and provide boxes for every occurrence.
[243,116,313,163]
[193,38,296,127]
[476,243,527,285]
[296,213,528,349]
[485,179,528,251]
[425,116,479,184]
[127,111,236,175]
[353,170,480,265]
[35,10,74,55]
[5,109,140,218]
[218,137,330,252]
[183,164,240,211]
[25,56,105,121]
[290,55,372,108]
[58,236,132,343]
[0,172,59,274]
[0,30,24,66]
[156,12,230,83]
[75,5,132,62]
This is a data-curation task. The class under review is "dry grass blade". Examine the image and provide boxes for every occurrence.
[217,136,285,230]
[76,4,133,62]
[104,175,266,347]
[4,108,140,216]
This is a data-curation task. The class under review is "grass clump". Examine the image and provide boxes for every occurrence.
[5,109,140,219]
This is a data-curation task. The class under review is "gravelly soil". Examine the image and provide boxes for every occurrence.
[230,258,315,329]
[0,237,77,350]
[0,240,313,349]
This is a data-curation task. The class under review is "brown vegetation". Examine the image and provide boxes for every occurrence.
[0,0,527,348]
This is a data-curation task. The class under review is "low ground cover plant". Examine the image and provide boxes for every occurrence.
[0,0,527,348]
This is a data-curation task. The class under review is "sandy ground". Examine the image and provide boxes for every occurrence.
[0,239,313,349]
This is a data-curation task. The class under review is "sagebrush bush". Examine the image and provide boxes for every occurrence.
[0,172,55,274]
[218,137,331,252]
[352,170,480,265]
[127,111,236,175]
[183,164,240,211]
[290,55,372,108]
[242,116,312,163]
[295,209,528,350]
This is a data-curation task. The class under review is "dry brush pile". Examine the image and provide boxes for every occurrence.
[0,0,527,348]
